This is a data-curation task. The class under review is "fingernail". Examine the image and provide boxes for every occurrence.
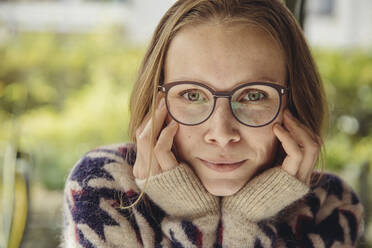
[273,123,281,131]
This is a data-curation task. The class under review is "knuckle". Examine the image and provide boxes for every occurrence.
[140,131,151,140]
[136,133,144,143]
[136,133,151,148]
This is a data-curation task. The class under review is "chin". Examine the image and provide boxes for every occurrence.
[203,179,245,196]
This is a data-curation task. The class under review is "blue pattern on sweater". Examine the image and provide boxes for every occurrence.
[64,144,364,247]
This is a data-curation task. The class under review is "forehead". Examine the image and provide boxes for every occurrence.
[164,23,287,89]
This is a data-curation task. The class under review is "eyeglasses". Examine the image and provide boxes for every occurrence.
[158,81,288,127]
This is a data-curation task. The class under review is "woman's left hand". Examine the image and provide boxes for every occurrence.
[272,109,321,186]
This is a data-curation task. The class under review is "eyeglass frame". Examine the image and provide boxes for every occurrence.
[157,81,289,128]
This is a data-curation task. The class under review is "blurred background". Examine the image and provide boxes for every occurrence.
[0,0,371,247]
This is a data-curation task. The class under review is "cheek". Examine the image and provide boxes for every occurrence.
[247,124,276,143]
[174,125,195,146]
[173,125,200,160]
[244,125,278,159]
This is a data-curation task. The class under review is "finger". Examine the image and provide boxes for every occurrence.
[133,154,162,179]
[136,92,163,138]
[155,91,163,105]
[153,98,168,136]
[284,110,320,145]
[298,143,320,184]
[134,97,165,179]
[154,119,179,171]
[273,123,302,176]
[283,110,320,183]
[136,111,152,139]
[138,98,167,141]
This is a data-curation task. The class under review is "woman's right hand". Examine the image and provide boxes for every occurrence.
[133,94,180,179]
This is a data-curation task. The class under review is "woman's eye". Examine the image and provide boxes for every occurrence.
[182,90,205,102]
[244,91,266,101]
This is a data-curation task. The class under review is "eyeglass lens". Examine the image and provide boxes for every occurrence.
[166,83,280,126]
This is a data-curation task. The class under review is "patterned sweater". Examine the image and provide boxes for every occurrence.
[62,143,364,248]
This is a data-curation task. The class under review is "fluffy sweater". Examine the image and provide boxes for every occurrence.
[62,143,364,247]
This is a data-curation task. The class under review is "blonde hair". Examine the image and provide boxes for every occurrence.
[123,0,328,209]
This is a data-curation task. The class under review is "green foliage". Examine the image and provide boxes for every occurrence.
[0,30,145,189]
[313,49,372,171]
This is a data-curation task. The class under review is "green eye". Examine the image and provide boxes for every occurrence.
[182,90,206,102]
[245,91,265,101]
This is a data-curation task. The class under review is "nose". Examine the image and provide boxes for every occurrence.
[204,98,240,147]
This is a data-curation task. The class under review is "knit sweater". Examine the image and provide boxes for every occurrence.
[62,143,364,248]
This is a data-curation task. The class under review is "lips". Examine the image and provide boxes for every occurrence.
[199,158,246,172]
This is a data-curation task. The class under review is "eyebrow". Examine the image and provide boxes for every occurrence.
[165,77,286,89]
[255,77,284,84]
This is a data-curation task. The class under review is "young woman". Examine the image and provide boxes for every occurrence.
[62,0,364,247]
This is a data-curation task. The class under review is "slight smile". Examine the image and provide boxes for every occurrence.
[199,158,247,172]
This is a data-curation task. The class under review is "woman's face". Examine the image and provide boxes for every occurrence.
[163,23,287,196]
